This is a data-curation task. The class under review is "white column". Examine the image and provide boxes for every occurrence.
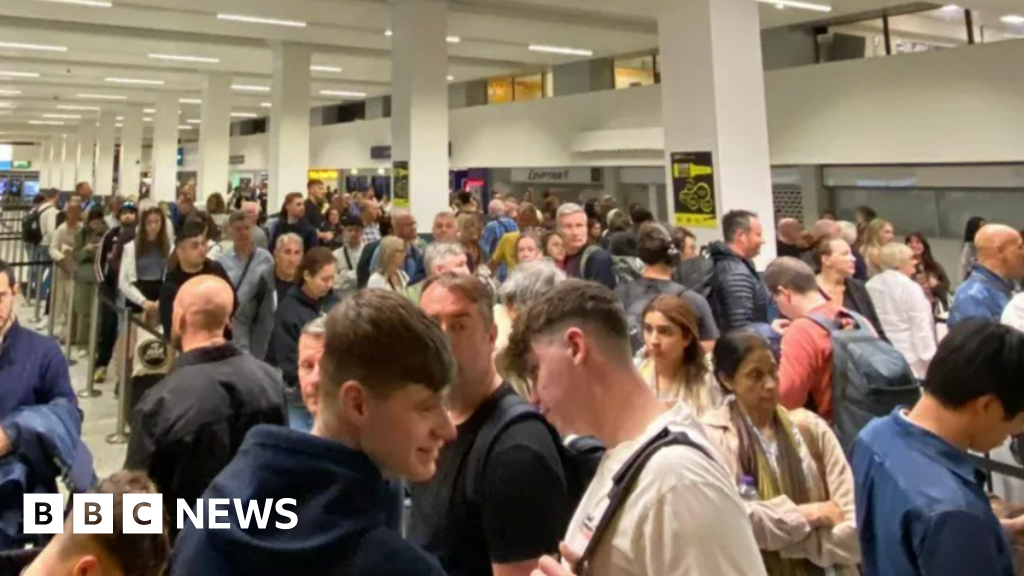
[392,0,449,232]
[77,121,96,189]
[119,106,144,199]
[60,134,78,191]
[38,141,51,188]
[95,111,116,197]
[152,92,180,203]
[198,73,232,201]
[659,0,776,266]
[268,43,310,213]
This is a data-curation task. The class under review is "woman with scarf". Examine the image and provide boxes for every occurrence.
[702,331,860,576]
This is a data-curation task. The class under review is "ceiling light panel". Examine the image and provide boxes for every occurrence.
[76,93,127,100]
[43,113,81,119]
[756,0,832,11]
[527,44,593,56]
[260,102,271,108]
[232,85,270,92]
[217,13,307,27]
[143,108,156,113]
[186,119,201,124]
[230,112,258,118]
[57,105,99,111]
[29,120,65,125]
[446,36,461,43]
[178,125,193,130]
[26,0,111,6]
[310,65,343,73]
[1002,15,1024,24]
[179,98,202,104]
[106,77,164,85]
[149,53,220,64]
[319,90,367,98]
[0,41,67,52]
[0,71,40,77]
[0,90,21,95]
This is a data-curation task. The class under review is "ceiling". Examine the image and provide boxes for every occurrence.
[0,0,1018,144]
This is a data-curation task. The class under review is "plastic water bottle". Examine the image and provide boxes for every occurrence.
[738,475,759,502]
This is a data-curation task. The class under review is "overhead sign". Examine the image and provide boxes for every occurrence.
[392,161,409,209]
[371,144,452,161]
[510,167,603,185]
[308,169,340,180]
[671,151,717,229]
[12,160,31,169]
[229,155,245,166]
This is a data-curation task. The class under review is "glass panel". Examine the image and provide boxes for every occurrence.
[888,7,968,53]
[487,78,513,104]
[973,10,1024,44]
[614,55,656,89]
[822,18,886,61]
[513,74,544,102]
[831,187,941,238]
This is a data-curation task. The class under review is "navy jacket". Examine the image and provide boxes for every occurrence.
[270,286,340,392]
[170,425,446,576]
[0,320,75,420]
[708,242,769,332]
[566,245,617,290]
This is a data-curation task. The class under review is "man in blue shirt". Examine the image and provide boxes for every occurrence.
[949,224,1024,328]
[852,319,1024,576]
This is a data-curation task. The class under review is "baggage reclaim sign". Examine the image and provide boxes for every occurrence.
[671,151,717,229]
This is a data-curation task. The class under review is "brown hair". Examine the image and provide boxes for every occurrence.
[69,471,170,576]
[642,295,709,387]
[205,192,227,215]
[136,206,169,260]
[280,192,304,218]
[506,279,630,377]
[296,246,337,288]
[320,290,453,398]
[422,273,495,328]
[516,202,542,230]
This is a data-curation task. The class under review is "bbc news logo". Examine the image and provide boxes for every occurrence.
[24,495,298,534]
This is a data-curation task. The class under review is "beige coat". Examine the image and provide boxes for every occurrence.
[702,406,861,576]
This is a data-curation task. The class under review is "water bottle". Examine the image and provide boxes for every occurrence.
[738,474,759,502]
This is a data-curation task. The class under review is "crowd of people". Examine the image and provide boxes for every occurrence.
[3,179,1024,576]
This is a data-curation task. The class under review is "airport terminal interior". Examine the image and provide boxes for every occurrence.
[4,0,1024,574]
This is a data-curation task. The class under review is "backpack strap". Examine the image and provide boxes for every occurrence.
[573,428,712,575]
[464,392,548,504]
[580,245,599,276]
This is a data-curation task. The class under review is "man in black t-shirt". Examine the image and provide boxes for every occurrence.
[411,274,571,576]
[159,221,236,341]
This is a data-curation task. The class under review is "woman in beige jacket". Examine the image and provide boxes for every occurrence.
[702,331,860,576]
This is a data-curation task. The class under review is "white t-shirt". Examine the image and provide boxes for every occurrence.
[563,403,767,576]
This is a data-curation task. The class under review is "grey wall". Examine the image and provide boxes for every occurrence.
[553,58,615,97]
[761,27,818,70]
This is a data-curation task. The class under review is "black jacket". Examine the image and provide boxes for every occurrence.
[169,425,446,576]
[271,286,341,392]
[271,218,318,255]
[708,242,769,333]
[124,344,287,538]
[159,260,237,340]
[836,278,889,343]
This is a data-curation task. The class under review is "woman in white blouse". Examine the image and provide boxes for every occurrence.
[367,235,409,292]
[866,242,936,378]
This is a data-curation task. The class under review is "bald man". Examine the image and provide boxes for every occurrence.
[776,218,804,258]
[125,275,286,539]
[949,224,1024,328]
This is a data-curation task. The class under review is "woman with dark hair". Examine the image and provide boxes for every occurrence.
[813,237,887,341]
[271,246,339,432]
[271,192,318,254]
[702,332,860,576]
[960,216,986,281]
[456,213,486,273]
[541,231,567,270]
[206,192,228,230]
[636,295,720,415]
[321,207,345,249]
[588,217,604,247]
[906,231,951,312]
[119,206,170,320]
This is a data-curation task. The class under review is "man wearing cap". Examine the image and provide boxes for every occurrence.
[94,199,137,383]
[332,214,365,296]
[158,220,237,342]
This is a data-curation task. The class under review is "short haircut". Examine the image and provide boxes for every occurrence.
[0,259,14,290]
[227,210,248,227]
[506,279,630,376]
[43,187,58,200]
[341,214,363,228]
[878,242,914,272]
[302,315,327,338]
[672,226,696,251]
[637,223,675,266]
[423,273,495,328]
[925,319,1024,417]
[499,259,566,309]
[764,256,819,295]
[722,210,758,243]
[320,290,453,398]
[837,221,858,245]
[455,213,481,235]
[67,471,170,576]
[175,220,206,245]
[556,202,584,224]
[390,208,412,224]
[296,247,337,288]
[307,179,324,190]
[433,210,456,225]
[424,242,466,276]
[275,232,303,252]
[856,205,878,221]
[280,192,303,216]
[630,206,654,226]
[377,236,406,273]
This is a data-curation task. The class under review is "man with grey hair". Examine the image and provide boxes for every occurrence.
[482,199,518,265]
[499,260,566,319]
[241,201,269,250]
[557,202,616,289]
[368,208,427,285]
[407,242,470,303]
[216,211,276,360]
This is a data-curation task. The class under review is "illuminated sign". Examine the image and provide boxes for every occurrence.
[12,160,30,169]
[308,169,340,180]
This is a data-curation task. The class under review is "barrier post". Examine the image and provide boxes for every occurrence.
[46,262,57,337]
[105,306,132,445]
[31,256,44,322]
[63,279,76,360]
[78,284,102,398]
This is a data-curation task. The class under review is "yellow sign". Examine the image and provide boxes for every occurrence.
[308,169,340,180]
[671,151,718,230]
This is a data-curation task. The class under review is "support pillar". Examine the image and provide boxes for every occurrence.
[60,135,77,191]
[659,0,777,266]
[77,121,96,189]
[198,73,232,201]
[392,0,449,231]
[119,106,143,198]
[152,93,180,203]
[268,43,310,212]
[95,111,116,197]
[38,141,51,188]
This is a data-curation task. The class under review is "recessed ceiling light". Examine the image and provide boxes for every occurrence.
[178,125,193,130]
[76,93,126,100]
[1002,14,1024,24]
[230,112,258,118]
[384,29,393,37]
[310,65,343,73]
[319,90,367,98]
[143,108,156,113]
[756,0,832,11]
[149,53,220,64]
[106,77,164,85]
[446,36,461,43]
[232,84,270,92]
[43,113,80,119]
[115,115,123,120]
[186,119,201,124]
[0,102,13,108]
[0,41,67,52]
[528,44,593,56]
[447,75,455,81]
[216,13,307,27]
[115,122,123,127]
[260,102,271,108]
[941,4,960,11]
[57,105,99,111]
[29,120,65,125]
[143,117,152,122]
[0,90,21,95]
[26,0,112,6]
[179,98,202,104]
[0,71,41,78]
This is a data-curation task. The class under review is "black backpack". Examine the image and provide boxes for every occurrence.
[22,205,53,245]
[356,239,382,289]
[619,279,689,354]
[465,393,604,513]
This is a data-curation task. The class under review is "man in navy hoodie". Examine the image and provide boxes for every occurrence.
[171,289,456,576]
